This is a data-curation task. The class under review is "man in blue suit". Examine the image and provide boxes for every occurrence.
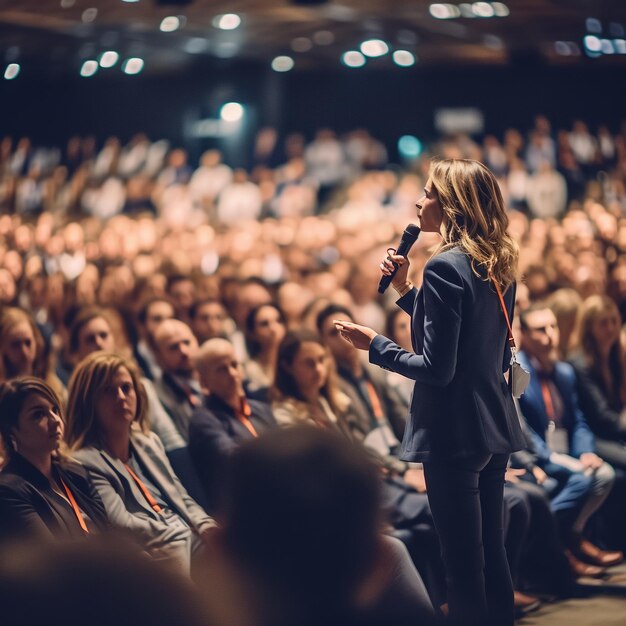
[517,302,622,567]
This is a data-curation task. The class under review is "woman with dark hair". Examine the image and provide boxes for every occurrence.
[271,329,350,432]
[0,377,108,540]
[65,352,216,572]
[243,302,286,394]
[336,158,525,626]
[570,295,626,471]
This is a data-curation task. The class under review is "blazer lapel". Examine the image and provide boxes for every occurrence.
[130,437,191,523]
[97,449,157,517]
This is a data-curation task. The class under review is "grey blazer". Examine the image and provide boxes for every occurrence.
[73,430,215,550]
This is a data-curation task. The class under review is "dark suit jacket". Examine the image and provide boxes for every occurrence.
[517,351,596,459]
[189,395,276,510]
[569,354,626,442]
[0,454,108,541]
[369,247,525,462]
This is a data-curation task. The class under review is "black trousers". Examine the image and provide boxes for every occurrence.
[424,453,513,626]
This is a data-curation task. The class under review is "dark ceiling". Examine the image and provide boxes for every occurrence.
[1,0,626,76]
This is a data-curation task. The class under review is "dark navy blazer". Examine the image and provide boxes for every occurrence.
[369,247,525,462]
[516,351,596,460]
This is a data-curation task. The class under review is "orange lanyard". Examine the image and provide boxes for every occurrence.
[365,380,385,423]
[59,477,89,534]
[124,463,163,514]
[491,275,516,350]
[540,380,556,420]
[236,399,259,438]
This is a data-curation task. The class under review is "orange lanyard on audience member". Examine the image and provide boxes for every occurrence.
[124,464,163,514]
[365,380,385,424]
[236,398,259,438]
[59,477,89,534]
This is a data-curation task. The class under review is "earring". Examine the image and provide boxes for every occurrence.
[10,436,18,453]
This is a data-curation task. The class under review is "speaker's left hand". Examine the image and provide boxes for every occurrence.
[333,319,378,351]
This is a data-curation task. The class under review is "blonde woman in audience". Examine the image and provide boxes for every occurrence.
[570,295,626,472]
[547,288,583,359]
[65,352,216,572]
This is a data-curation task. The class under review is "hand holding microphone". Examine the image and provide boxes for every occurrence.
[378,224,420,294]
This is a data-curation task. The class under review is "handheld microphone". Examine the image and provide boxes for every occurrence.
[377,223,421,294]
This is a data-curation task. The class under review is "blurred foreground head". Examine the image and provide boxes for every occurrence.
[0,538,208,626]
[218,426,382,625]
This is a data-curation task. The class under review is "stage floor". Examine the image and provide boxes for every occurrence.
[519,562,626,625]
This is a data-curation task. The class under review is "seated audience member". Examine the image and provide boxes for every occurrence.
[570,295,626,470]
[547,288,583,360]
[0,307,65,399]
[65,352,216,572]
[134,297,176,380]
[151,319,202,441]
[68,306,116,365]
[189,298,229,344]
[189,338,276,510]
[0,377,108,540]
[211,426,438,626]
[166,274,196,325]
[517,302,623,566]
[510,409,605,579]
[243,303,287,396]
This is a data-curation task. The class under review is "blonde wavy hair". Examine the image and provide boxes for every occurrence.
[429,158,519,289]
[65,352,148,451]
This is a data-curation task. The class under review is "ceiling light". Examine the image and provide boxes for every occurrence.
[4,63,20,80]
[185,38,209,54]
[398,135,423,159]
[491,3,509,17]
[220,102,244,122]
[291,37,312,52]
[342,51,366,68]
[213,13,241,30]
[393,50,416,67]
[586,18,602,34]
[472,2,494,18]
[271,56,294,72]
[80,60,98,77]
[81,8,98,23]
[122,57,144,75]
[429,4,460,19]
[601,39,615,54]
[60,0,76,7]
[313,30,335,46]
[160,16,181,32]
[614,39,626,54]
[583,35,602,53]
[99,51,119,67]
[360,39,389,57]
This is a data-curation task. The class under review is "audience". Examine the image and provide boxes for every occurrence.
[1,117,626,615]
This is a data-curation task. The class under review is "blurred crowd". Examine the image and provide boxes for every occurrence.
[1,115,626,624]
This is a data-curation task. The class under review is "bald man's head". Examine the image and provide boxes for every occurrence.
[153,319,198,377]
[195,338,244,403]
